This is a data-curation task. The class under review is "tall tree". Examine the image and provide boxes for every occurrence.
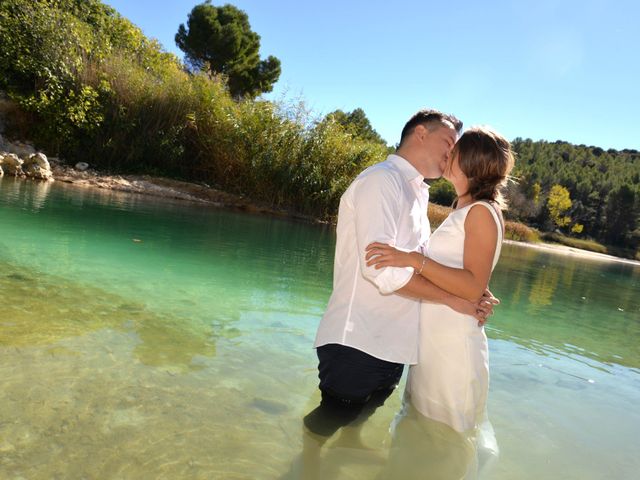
[175,1,280,98]
[604,185,637,245]
[324,108,386,145]
[547,184,572,229]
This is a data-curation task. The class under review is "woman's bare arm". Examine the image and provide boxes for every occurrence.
[366,205,499,302]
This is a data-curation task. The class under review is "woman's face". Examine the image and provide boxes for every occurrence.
[443,151,469,194]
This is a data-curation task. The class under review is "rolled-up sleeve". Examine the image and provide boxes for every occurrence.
[352,170,414,294]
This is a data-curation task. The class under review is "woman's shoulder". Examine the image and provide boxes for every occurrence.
[464,201,504,234]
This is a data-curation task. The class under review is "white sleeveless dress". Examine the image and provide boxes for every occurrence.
[406,201,503,433]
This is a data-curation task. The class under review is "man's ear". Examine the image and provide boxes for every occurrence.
[416,124,429,141]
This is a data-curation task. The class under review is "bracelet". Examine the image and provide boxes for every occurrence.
[414,255,427,276]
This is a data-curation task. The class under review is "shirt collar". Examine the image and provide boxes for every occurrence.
[387,154,426,185]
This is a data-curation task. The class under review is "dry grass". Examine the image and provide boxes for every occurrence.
[428,203,452,229]
[428,203,539,243]
[505,221,540,242]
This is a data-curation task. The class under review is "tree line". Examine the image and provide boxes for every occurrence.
[510,140,638,252]
[429,139,639,252]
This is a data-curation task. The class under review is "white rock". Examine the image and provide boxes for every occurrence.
[75,162,89,171]
[25,152,51,170]
[23,152,53,180]
[1,153,24,176]
[24,162,53,180]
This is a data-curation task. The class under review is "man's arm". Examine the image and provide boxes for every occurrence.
[352,170,414,294]
[397,274,497,325]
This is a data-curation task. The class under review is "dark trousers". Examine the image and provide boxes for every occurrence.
[304,344,404,437]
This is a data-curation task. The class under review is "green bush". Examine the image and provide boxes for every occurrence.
[428,178,456,206]
[191,95,386,217]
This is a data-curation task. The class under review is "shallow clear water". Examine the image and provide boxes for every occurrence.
[1,176,639,479]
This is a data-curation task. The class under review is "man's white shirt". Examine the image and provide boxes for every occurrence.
[314,154,430,364]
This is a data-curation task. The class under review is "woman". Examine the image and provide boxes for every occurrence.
[365,126,515,433]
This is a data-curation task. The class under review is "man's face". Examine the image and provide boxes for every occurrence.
[419,123,457,178]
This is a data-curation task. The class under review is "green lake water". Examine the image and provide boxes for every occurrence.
[1,176,639,479]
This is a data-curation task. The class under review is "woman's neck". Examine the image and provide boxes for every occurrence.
[455,193,474,209]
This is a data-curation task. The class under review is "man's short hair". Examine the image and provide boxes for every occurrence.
[399,109,463,146]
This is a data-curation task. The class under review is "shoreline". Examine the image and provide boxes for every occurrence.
[49,161,325,223]
[503,239,640,266]
[9,161,640,267]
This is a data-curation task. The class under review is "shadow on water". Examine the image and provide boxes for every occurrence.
[0,259,225,371]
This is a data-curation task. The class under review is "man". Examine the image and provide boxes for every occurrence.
[304,109,497,439]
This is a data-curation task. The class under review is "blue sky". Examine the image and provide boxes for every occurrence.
[104,0,639,150]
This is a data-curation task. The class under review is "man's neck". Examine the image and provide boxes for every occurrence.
[394,148,422,174]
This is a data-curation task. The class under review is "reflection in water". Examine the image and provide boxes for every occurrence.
[288,400,498,480]
[561,257,576,288]
[31,179,53,210]
[0,175,52,211]
[527,264,560,309]
[379,403,498,480]
[490,244,640,370]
